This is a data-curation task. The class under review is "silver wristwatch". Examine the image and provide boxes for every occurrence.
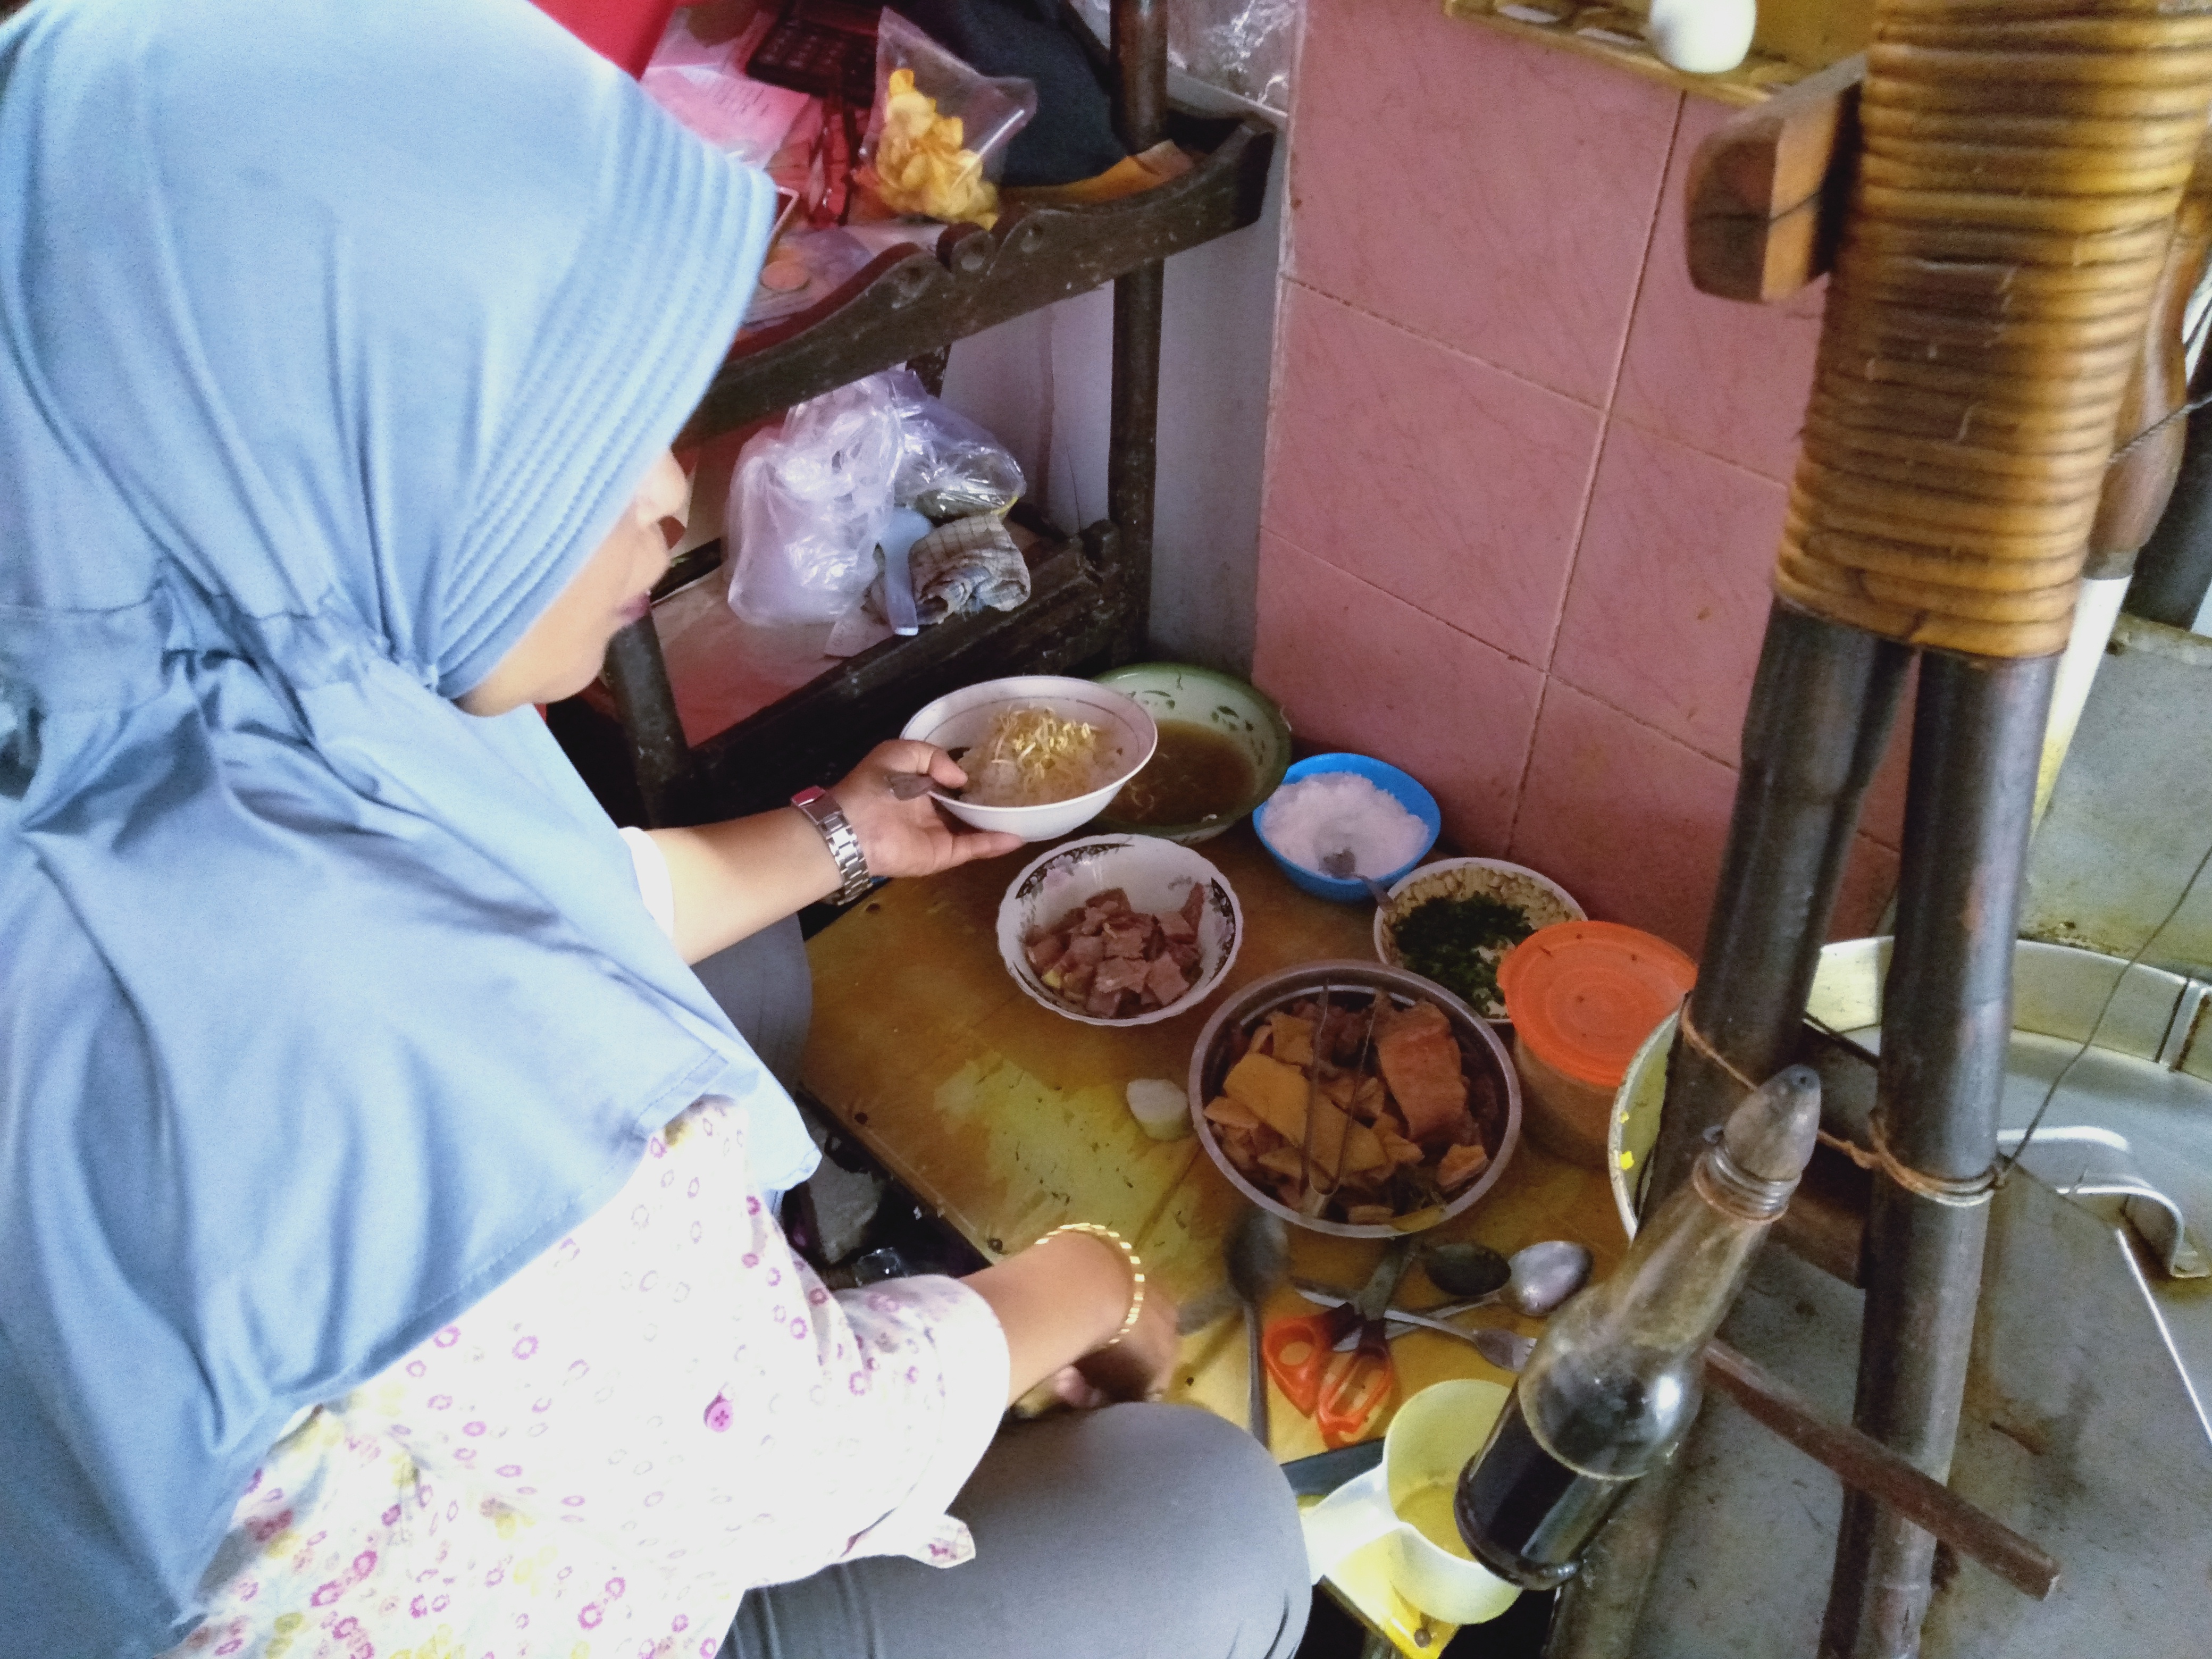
[790,786,872,906]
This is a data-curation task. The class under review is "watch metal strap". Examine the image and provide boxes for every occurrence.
[791,786,871,905]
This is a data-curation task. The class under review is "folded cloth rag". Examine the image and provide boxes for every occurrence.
[911,516,1030,623]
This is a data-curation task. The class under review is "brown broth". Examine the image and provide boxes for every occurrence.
[1108,721,1257,826]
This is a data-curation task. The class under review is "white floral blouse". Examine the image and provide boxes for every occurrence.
[163,838,1009,1659]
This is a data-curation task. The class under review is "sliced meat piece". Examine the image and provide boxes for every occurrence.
[1062,933,1107,967]
[1182,884,1206,929]
[1093,955,1151,998]
[1168,941,1202,975]
[1085,979,1125,1019]
[1376,1001,1471,1144]
[1058,961,1096,1002]
[1084,887,1130,921]
[1102,915,1154,959]
[1143,953,1191,1007]
[1158,907,1196,944]
[1026,933,1068,975]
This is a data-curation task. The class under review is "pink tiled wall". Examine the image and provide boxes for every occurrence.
[1252,0,1905,955]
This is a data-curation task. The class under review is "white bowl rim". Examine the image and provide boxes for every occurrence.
[1370,857,1588,997]
[1185,959,1522,1237]
[900,676,1159,820]
[996,834,1244,1028]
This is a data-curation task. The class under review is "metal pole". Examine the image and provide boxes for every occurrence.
[602,618,695,828]
[1105,0,1166,662]
[1820,647,2057,1659]
[1546,601,1907,1659]
[1645,602,1911,1213]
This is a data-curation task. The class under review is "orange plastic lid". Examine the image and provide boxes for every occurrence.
[1497,921,1696,1090]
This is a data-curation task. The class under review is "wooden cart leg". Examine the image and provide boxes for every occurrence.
[1820,648,2056,1659]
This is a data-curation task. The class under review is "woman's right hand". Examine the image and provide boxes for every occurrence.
[1071,1287,1179,1404]
[962,1227,1178,1408]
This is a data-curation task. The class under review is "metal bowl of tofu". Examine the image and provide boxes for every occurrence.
[1187,961,1522,1237]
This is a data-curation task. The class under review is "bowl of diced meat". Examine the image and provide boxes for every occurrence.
[998,835,1243,1026]
[1187,962,1521,1237]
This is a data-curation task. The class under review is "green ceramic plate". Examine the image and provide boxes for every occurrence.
[1088,663,1292,844]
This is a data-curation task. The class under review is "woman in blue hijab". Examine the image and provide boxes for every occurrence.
[0,1,1306,1654]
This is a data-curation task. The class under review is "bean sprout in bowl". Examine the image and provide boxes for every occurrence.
[1373,859,1585,1019]
[901,676,1157,842]
[1187,962,1520,1237]
[998,836,1243,1027]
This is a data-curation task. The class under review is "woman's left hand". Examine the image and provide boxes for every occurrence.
[831,740,1024,879]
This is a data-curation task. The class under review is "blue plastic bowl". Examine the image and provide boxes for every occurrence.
[1254,753,1442,903]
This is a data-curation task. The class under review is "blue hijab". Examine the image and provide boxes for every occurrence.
[0,2,808,1649]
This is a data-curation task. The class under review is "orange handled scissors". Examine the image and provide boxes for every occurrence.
[1261,1237,1415,1447]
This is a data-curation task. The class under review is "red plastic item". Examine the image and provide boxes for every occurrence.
[1261,1304,1356,1417]
[1261,1304,1399,1448]
[530,0,682,77]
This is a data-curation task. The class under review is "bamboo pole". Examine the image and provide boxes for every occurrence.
[1820,650,2055,1658]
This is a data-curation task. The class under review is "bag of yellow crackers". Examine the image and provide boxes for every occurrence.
[859,10,1037,230]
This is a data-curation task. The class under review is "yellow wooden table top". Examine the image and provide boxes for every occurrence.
[801,825,1631,1652]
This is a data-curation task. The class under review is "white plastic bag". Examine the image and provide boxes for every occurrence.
[725,378,904,626]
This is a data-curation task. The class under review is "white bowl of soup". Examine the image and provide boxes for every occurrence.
[1087,664,1292,844]
[901,676,1157,842]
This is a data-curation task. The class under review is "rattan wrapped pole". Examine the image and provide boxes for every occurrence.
[1774,0,2212,661]
[1788,4,2212,1655]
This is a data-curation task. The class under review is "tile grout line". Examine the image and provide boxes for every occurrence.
[1604,401,1802,492]
[1278,276,1611,417]
[1506,92,1690,857]
[1599,92,1686,421]
[1259,523,1551,675]
[1534,91,1685,681]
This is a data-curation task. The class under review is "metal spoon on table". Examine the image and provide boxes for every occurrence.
[1318,847,1393,906]
[1225,1205,1289,1445]
[1294,1285,1536,1374]
[1425,1238,1594,1318]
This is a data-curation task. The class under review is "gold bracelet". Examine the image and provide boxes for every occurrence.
[1041,1222,1146,1346]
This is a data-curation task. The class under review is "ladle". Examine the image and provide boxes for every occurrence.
[1424,1239,1593,1318]
[1225,1205,1289,1445]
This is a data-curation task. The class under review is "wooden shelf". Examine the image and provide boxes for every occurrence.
[680,115,1275,446]
[1443,0,1869,108]
[559,16,1280,829]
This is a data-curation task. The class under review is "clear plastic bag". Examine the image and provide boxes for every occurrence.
[1069,0,1297,114]
[726,370,1025,627]
[860,11,1038,227]
[883,367,1026,520]
[725,377,904,626]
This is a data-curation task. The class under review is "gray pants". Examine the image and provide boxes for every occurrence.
[693,916,814,1093]
[699,927,1310,1658]
[722,1403,1311,1659]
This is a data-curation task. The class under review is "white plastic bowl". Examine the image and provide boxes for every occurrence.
[1372,858,1585,1018]
[997,835,1242,1027]
[901,676,1158,843]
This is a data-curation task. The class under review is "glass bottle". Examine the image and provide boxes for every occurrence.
[1454,1065,1822,1588]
